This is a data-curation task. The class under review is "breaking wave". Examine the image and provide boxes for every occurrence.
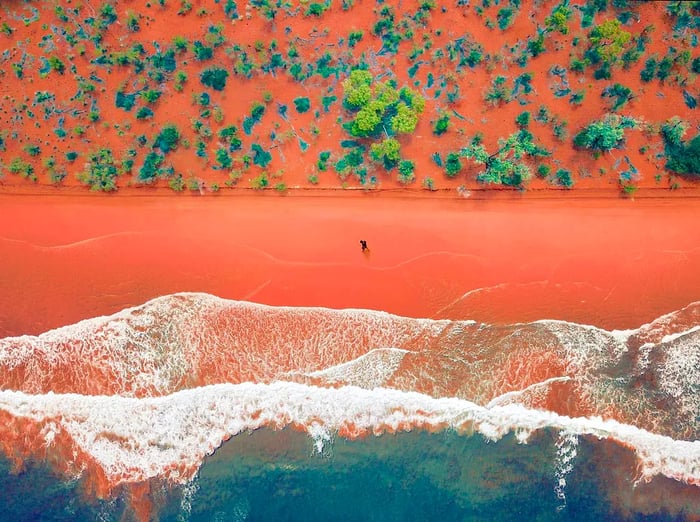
[0,293,698,519]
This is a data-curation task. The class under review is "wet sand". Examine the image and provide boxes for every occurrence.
[0,193,699,337]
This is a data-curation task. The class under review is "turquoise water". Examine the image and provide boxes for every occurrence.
[1,428,691,521]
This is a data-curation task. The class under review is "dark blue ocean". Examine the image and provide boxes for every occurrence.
[0,427,692,521]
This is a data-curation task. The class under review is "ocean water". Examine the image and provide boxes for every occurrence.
[0,293,697,521]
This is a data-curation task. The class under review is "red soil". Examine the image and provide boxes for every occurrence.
[0,0,698,195]
[1,193,698,337]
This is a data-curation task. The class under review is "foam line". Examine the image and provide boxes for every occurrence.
[0,382,697,489]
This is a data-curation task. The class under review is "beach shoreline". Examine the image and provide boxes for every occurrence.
[1,192,698,337]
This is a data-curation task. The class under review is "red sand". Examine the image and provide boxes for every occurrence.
[1,193,698,337]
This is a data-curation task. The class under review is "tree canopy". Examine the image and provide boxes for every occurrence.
[342,69,425,138]
[461,130,550,187]
[573,114,637,152]
[200,67,229,91]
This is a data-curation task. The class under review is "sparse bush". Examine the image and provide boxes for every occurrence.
[348,30,364,48]
[79,148,119,191]
[250,172,269,189]
[154,124,180,154]
[432,113,450,135]
[444,152,462,177]
[192,41,213,61]
[294,97,311,113]
[515,111,531,128]
[200,67,229,91]
[136,106,154,119]
[573,114,636,152]
[369,138,401,170]
[398,160,416,184]
[47,56,65,74]
[140,89,162,104]
[555,168,574,188]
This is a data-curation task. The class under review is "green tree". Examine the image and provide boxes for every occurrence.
[138,152,165,182]
[79,148,119,191]
[587,19,631,65]
[200,67,229,90]
[369,138,401,169]
[192,41,213,61]
[391,104,419,134]
[573,114,636,152]
[545,3,572,35]
[444,152,462,177]
[293,97,311,113]
[47,56,65,74]
[251,143,272,168]
[398,159,415,183]
[216,147,233,169]
[342,70,424,138]
[432,113,450,135]
[154,124,180,154]
[461,130,549,187]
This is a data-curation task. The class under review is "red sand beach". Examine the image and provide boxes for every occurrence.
[1,192,698,337]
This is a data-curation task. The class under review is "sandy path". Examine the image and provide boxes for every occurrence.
[0,194,698,336]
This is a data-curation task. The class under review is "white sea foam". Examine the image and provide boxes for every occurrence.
[661,325,700,345]
[0,382,697,489]
[554,431,579,511]
[303,348,410,388]
[486,376,571,408]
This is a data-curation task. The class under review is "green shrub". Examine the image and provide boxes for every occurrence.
[116,91,136,111]
[80,148,119,191]
[8,158,35,180]
[573,114,636,152]
[136,106,154,119]
[251,143,272,168]
[200,67,229,91]
[293,97,311,113]
[47,56,65,74]
[140,89,162,104]
[305,2,328,16]
[398,159,415,183]
[515,111,531,128]
[192,41,213,61]
[601,83,633,111]
[555,168,573,188]
[138,152,165,182]
[497,7,515,30]
[348,30,364,47]
[23,144,41,156]
[369,138,401,170]
[154,124,180,153]
[444,152,462,177]
[216,148,232,169]
[432,113,450,135]
[250,172,269,189]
